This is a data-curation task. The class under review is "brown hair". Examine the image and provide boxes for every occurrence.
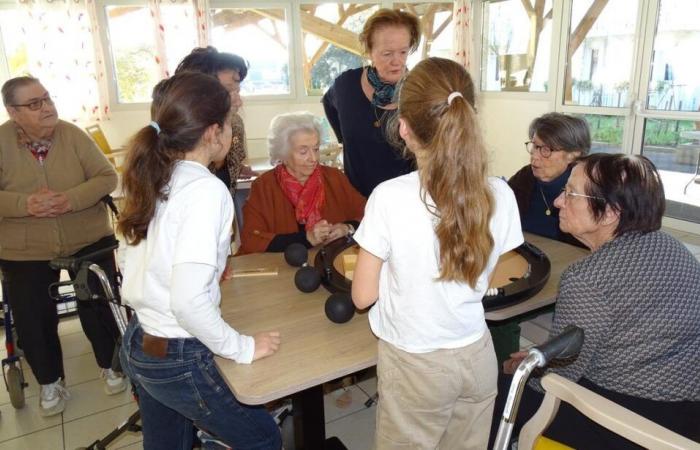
[2,76,40,107]
[397,57,494,287]
[359,9,421,55]
[577,153,665,237]
[529,113,591,155]
[118,72,231,245]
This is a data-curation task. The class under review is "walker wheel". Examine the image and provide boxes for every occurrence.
[7,364,25,409]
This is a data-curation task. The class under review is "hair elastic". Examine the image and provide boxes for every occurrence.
[447,92,463,105]
[149,121,161,135]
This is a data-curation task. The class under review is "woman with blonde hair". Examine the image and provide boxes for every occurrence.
[352,57,523,449]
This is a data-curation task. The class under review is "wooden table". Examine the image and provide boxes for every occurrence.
[215,233,588,448]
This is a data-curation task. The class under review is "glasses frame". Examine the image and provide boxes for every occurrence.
[524,141,560,158]
[10,95,54,111]
[560,187,605,203]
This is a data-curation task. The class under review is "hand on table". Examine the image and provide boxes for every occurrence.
[220,259,234,283]
[306,220,330,246]
[253,331,281,361]
[502,351,529,375]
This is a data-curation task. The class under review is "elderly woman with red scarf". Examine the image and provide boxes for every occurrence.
[239,112,366,254]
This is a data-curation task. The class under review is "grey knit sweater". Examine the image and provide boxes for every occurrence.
[535,230,700,401]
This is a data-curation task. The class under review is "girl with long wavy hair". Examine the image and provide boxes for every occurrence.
[352,57,523,449]
[117,71,281,450]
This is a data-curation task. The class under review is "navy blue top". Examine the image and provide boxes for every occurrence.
[522,166,572,239]
[322,67,414,197]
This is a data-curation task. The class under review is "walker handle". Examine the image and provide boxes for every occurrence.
[532,325,584,366]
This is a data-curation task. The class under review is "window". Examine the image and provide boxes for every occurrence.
[395,2,454,68]
[104,3,196,104]
[579,114,624,154]
[210,7,291,96]
[299,3,377,96]
[563,0,639,107]
[0,9,29,77]
[481,0,553,92]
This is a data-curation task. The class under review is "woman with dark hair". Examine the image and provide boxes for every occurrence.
[118,72,281,450]
[492,154,700,449]
[508,113,590,246]
[352,57,523,449]
[175,46,257,197]
[322,9,421,197]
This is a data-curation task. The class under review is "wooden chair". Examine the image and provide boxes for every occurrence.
[85,124,127,172]
[519,373,700,450]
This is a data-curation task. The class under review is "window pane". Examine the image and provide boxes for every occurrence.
[105,6,160,103]
[394,3,454,68]
[564,0,638,107]
[641,118,700,222]
[578,114,624,153]
[481,0,552,92]
[211,8,290,96]
[0,10,29,77]
[646,0,700,112]
[300,3,377,96]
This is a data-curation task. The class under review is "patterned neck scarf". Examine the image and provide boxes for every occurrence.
[16,124,53,165]
[367,66,399,107]
[274,164,325,231]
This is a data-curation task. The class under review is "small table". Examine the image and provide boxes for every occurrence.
[215,233,587,449]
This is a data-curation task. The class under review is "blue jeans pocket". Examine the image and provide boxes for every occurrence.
[135,370,212,421]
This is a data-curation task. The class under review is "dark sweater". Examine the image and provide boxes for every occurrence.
[322,67,414,197]
[508,164,584,247]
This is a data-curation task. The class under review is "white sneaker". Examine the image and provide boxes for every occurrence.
[40,379,70,417]
[100,368,127,395]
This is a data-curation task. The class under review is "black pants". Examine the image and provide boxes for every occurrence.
[489,372,700,449]
[0,235,120,385]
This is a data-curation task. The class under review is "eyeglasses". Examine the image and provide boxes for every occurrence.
[525,141,560,158]
[11,95,54,111]
[560,187,605,203]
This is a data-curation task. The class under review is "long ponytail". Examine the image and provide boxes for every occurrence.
[398,57,494,287]
[117,71,231,245]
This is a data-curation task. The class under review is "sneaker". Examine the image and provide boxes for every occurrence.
[40,379,70,417]
[196,430,232,450]
[100,368,127,395]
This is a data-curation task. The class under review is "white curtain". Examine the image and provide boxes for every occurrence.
[452,0,473,70]
[193,0,210,47]
[18,0,108,122]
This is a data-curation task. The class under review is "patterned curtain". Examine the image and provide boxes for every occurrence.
[452,0,472,70]
[148,0,170,78]
[18,0,108,122]
[193,0,210,47]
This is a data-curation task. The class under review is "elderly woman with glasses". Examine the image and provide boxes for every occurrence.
[239,112,366,254]
[0,76,124,417]
[491,154,700,448]
[508,113,590,246]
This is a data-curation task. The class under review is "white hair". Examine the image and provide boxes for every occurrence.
[267,112,326,165]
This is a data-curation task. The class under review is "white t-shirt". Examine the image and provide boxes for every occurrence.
[121,160,255,363]
[354,172,523,353]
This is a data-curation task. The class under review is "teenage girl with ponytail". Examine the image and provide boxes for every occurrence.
[352,57,524,449]
[118,71,281,450]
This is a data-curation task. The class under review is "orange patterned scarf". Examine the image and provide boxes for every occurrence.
[275,164,325,231]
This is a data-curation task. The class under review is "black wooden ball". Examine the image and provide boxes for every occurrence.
[294,266,321,293]
[325,293,355,324]
[284,243,308,267]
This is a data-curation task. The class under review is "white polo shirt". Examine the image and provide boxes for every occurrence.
[121,160,254,363]
[354,172,523,353]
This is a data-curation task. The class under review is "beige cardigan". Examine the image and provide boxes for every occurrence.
[0,120,118,261]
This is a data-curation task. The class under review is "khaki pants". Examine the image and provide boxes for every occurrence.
[375,332,498,450]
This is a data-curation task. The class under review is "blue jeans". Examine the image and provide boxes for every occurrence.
[120,318,281,450]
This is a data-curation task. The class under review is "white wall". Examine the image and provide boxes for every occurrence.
[479,95,552,178]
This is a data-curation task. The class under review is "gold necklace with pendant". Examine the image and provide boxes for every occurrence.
[539,186,552,216]
[372,105,386,128]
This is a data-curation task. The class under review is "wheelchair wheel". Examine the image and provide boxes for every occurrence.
[6,364,25,409]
